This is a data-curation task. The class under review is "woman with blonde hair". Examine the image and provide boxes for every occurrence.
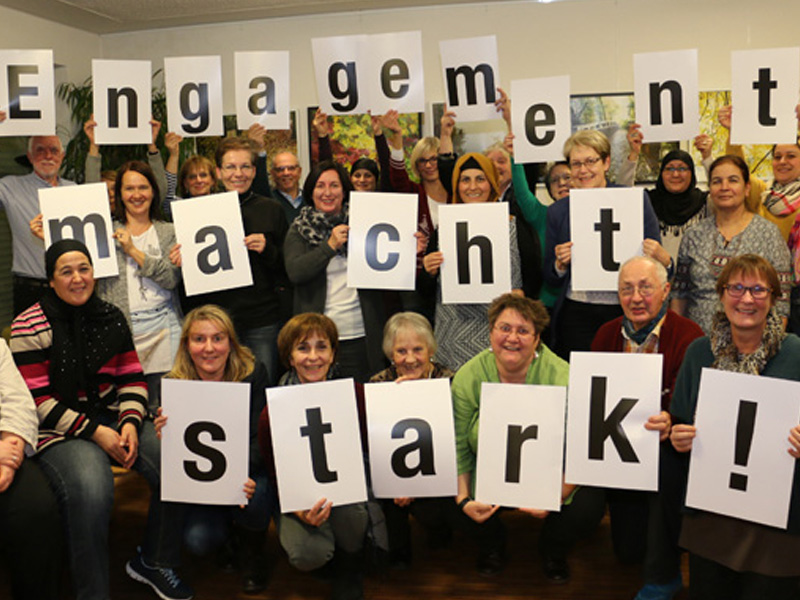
[545,129,668,359]
[157,304,273,594]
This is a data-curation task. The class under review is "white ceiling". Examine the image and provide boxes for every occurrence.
[0,0,515,34]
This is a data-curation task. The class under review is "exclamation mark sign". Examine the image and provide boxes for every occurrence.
[729,400,757,492]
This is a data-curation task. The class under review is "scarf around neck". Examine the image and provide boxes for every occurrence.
[39,289,131,413]
[709,308,785,375]
[762,178,800,218]
[622,300,668,345]
[294,204,350,256]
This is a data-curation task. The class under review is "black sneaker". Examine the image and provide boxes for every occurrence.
[126,553,194,600]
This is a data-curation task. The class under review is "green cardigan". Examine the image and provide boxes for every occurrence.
[451,344,569,476]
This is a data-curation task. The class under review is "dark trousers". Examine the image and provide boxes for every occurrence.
[12,275,49,318]
[381,497,456,561]
[643,444,690,583]
[0,460,62,600]
[555,298,622,361]
[607,489,650,564]
[689,554,800,600]
[337,337,372,384]
[540,486,606,560]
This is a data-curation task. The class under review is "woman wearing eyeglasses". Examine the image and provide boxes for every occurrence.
[544,130,669,360]
[180,137,289,386]
[671,156,791,335]
[670,254,800,600]
[620,126,712,261]
[452,293,604,580]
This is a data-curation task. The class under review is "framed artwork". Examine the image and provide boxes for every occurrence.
[306,108,422,176]
[695,90,773,182]
[570,92,678,184]
[431,101,508,157]
[194,111,298,163]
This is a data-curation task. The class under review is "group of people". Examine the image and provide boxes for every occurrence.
[1,91,800,600]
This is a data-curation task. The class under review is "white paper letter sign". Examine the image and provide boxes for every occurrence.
[0,50,55,136]
[439,202,511,304]
[365,378,457,498]
[570,188,645,292]
[439,36,500,123]
[634,49,700,143]
[171,192,253,296]
[165,56,223,137]
[475,383,566,511]
[92,60,152,145]
[686,369,800,528]
[267,379,367,512]
[347,191,418,290]
[511,76,571,164]
[39,183,117,278]
[565,352,662,491]
[731,47,800,145]
[160,379,249,505]
[366,31,425,115]
[312,35,367,115]
[234,51,290,130]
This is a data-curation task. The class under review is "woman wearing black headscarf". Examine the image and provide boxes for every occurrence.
[10,239,191,600]
[621,126,711,260]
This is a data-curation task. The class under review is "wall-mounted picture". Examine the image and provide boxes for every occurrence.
[431,102,508,157]
[695,90,773,182]
[571,92,678,184]
[306,108,422,176]
[195,112,298,164]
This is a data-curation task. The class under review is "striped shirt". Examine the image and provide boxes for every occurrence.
[10,303,147,451]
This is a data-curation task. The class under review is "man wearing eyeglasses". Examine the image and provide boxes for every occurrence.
[0,111,76,316]
[269,151,305,224]
[591,255,703,600]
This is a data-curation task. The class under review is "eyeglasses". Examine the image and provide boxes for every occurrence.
[619,283,658,298]
[569,156,602,170]
[494,323,535,338]
[550,174,571,184]
[220,164,254,174]
[186,172,210,181]
[273,165,299,173]
[724,284,771,299]
[664,166,690,174]
[416,157,437,167]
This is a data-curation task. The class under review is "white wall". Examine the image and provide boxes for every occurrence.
[0,5,101,137]
[0,6,100,81]
[98,0,800,109]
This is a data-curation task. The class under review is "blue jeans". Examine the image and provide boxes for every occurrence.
[183,471,276,556]
[240,322,282,387]
[36,420,184,600]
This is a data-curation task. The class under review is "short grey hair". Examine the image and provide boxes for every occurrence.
[382,312,436,359]
[618,255,669,287]
[27,135,64,155]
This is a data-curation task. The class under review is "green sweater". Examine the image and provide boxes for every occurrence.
[451,344,569,476]
[510,160,560,307]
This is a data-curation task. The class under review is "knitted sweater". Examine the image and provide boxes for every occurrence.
[590,310,704,410]
[10,303,147,451]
